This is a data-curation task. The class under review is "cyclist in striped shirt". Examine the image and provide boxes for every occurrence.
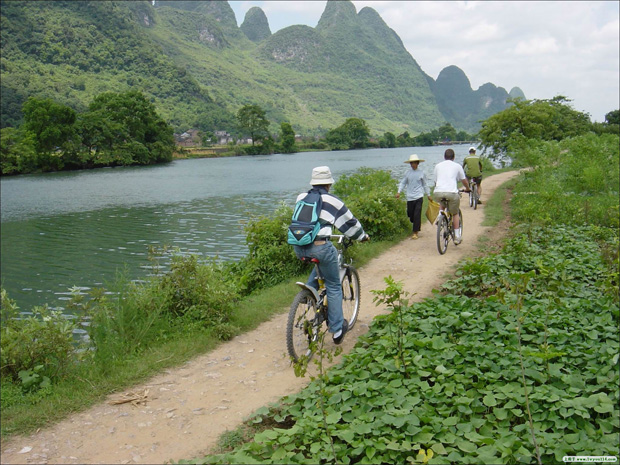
[292,166,370,345]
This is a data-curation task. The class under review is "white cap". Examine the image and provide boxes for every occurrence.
[310,166,335,185]
[469,146,476,152]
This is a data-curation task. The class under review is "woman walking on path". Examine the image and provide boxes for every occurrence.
[396,154,432,240]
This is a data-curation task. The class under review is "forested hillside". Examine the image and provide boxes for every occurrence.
[0,0,523,136]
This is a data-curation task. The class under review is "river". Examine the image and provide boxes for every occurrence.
[0,145,474,312]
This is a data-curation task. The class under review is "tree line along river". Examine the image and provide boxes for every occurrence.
[0,145,475,315]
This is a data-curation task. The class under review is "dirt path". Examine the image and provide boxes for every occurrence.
[1,171,518,465]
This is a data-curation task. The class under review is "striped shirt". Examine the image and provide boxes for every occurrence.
[295,189,367,240]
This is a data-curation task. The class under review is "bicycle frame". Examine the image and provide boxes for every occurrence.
[294,235,349,299]
[286,235,360,361]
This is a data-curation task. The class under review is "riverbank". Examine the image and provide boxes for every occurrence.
[0,171,520,464]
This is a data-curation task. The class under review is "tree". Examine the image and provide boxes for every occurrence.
[279,122,297,154]
[477,95,592,157]
[236,104,270,147]
[0,127,38,175]
[22,97,77,156]
[325,118,370,150]
[342,118,370,149]
[605,110,619,126]
[84,90,174,165]
[437,123,457,142]
[380,132,396,148]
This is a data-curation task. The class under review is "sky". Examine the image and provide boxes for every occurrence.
[228,1,619,123]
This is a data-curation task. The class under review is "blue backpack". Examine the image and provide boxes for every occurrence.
[287,189,323,246]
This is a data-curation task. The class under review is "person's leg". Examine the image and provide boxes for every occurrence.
[314,243,343,333]
[406,200,415,232]
[412,197,423,233]
[447,193,460,230]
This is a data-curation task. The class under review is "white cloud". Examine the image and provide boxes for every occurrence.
[514,37,560,56]
[229,1,619,122]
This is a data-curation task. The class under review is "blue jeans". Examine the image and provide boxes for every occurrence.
[293,242,343,333]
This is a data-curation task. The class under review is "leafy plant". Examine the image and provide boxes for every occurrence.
[196,222,619,465]
[1,300,78,387]
[332,168,410,240]
[371,276,412,377]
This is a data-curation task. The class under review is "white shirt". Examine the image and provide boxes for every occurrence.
[433,160,466,193]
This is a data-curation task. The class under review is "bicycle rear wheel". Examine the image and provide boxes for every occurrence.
[286,289,322,362]
[341,266,360,329]
[469,188,474,207]
[436,214,449,254]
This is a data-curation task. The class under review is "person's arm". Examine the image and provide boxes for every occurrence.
[322,194,367,241]
[422,173,431,200]
[396,175,407,199]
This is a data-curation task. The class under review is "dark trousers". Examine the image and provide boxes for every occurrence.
[406,198,423,233]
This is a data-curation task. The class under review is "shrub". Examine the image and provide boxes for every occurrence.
[332,168,410,240]
[511,133,619,228]
[1,289,78,388]
[158,254,239,325]
[236,204,306,295]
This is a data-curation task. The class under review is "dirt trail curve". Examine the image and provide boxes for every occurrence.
[1,171,518,465]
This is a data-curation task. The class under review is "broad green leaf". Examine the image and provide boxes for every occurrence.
[326,411,341,424]
[411,432,434,444]
[456,440,477,453]
[483,394,497,407]
[431,443,448,455]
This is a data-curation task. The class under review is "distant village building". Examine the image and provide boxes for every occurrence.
[174,129,201,147]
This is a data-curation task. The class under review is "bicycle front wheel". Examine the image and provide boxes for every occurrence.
[437,214,449,254]
[341,266,360,329]
[286,289,322,362]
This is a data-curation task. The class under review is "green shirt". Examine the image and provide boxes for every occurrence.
[463,155,482,178]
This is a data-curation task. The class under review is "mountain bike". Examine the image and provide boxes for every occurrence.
[286,235,360,362]
[468,177,480,210]
[436,192,465,255]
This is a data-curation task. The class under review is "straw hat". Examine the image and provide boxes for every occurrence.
[310,166,335,185]
[404,154,425,163]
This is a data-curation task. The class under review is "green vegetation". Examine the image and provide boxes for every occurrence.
[478,96,593,157]
[0,168,409,438]
[1,0,519,140]
[1,91,175,174]
[178,108,617,463]
[197,225,618,465]
[1,38,619,460]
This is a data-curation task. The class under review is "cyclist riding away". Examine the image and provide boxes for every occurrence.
[463,146,483,203]
[432,149,470,244]
[291,166,370,345]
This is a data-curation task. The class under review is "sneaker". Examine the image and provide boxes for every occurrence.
[333,319,349,345]
[411,232,419,240]
[454,229,462,245]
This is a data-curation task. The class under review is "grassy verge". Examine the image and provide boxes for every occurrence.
[0,229,409,441]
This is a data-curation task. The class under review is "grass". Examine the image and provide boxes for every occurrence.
[481,174,518,227]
